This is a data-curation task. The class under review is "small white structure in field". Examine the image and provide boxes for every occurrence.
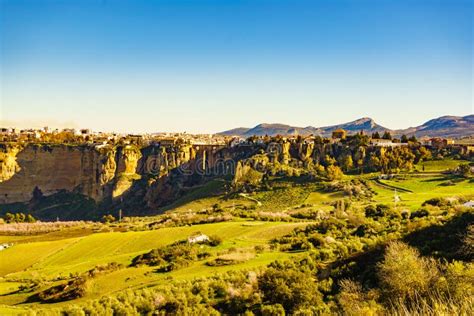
[188,233,210,244]
[0,243,12,251]
[463,201,474,208]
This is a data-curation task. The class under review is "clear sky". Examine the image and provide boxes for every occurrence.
[0,0,472,133]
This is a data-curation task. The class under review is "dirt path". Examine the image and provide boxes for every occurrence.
[373,179,413,193]
[238,193,262,206]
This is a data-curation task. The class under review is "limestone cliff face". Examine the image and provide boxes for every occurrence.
[112,145,142,198]
[0,143,229,207]
[0,145,94,203]
[0,145,22,183]
[0,139,348,213]
[0,144,141,204]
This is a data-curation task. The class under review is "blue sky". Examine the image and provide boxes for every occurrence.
[0,0,472,133]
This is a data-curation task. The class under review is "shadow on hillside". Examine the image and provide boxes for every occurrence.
[157,177,228,213]
[420,174,464,183]
[403,211,473,261]
[322,212,473,293]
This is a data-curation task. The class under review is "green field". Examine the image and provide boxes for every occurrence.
[0,220,308,311]
[373,176,473,210]
[415,159,468,172]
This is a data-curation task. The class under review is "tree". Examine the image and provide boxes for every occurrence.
[323,155,337,166]
[372,132,381,139]
[208,235,222,246]
[4,213,15,223]
[261,304,285,316]
[341,155,354,172]
[408,135,418,143]
[368,154,381,171]
[382,131,392,140]
[326,165,343,181]
[377,242,436,300]
[416,146,432,163]
[258,265,322,312]
[15,213,26,223]
[26,214,36,223]
[400,135,408,143]
[32,186,43,200]
[457,163,472,178]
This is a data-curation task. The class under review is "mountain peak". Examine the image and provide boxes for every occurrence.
[351,117,376,127]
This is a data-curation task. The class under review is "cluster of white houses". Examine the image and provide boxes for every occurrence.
[1,126,473,153]
[0,126,227,146]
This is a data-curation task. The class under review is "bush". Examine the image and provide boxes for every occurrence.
[208,235,222,246]
[410,208,429,219]
[131,241,210,271]
[38,277,89,302]
[365,204,390,218]
[337,279,383,315]
[422,197,450,207]
[102,214,116,223]
[206,258,239,267]
[377,242,437,300]
[258,264,323,312]
[261,304,285,316]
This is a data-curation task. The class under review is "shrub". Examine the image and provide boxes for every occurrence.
[337,279,383,315]
[365,204,390,218]
[377,242,437,300]
[206,258,239,267]
[261,304,285,316]
[422,197,449,207]
[38,277,89,302]
[102,214,116,223]
[410,208,429,219]
[131,241,210,271]
[258,265,323,312]
[326,165,343,181]
[208,235,222,246]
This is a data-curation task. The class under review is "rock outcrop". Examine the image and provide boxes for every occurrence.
[0,143,229,207]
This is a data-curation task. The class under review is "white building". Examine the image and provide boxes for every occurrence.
[188,233,210,244]
[370,139,407,147]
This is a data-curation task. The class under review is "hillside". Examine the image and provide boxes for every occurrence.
[219,115,474,138]
[219,117,390,137]
[395,115,474,138]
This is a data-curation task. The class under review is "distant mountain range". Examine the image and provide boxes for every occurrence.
[219,115,474,138]
[395,115,474,138]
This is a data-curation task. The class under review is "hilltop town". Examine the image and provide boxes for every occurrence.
[1,124,473,153]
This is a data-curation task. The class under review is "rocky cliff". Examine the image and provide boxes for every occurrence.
[0,144,117,204]
[0,143,232,210]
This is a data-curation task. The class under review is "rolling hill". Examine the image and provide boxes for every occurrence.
[219,117,389,137]
[219,115,474,138]
[395,115,474,138]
